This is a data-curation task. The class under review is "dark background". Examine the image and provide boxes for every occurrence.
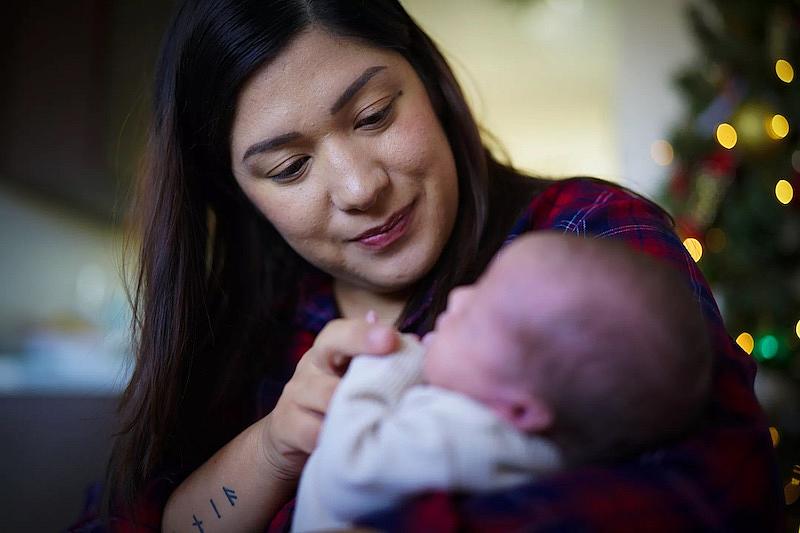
[0,1,174,530]
[0,0,174,223]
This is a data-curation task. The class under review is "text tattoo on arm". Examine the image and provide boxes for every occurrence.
[189,486,238,532]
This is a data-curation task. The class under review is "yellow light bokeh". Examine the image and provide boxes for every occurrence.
[767,114,790,140]
[716,123,737,149]
[796,319,800,340]
[769,426,780,447]
[776,179,794,205]
[736,332,755,355]
[776,59,794,83]
[683,237,703,262]
[650,140,674,166]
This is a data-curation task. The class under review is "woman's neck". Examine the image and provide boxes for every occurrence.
[333,280,409,325]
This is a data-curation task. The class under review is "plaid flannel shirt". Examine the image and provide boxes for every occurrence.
[70,177,783,532]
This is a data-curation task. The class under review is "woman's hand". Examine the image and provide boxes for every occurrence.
[261,316,399,481]
[162,315,399,532]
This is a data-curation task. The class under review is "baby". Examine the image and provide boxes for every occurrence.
[292,232,712,532]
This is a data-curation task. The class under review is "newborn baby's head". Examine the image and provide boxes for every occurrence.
[423,232,712,465]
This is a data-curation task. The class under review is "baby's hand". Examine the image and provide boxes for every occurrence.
[365,310,421,344]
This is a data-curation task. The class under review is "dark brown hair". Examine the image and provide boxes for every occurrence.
[107,0,548,519]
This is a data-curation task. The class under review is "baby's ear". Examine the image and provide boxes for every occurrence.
[495,396,553,434]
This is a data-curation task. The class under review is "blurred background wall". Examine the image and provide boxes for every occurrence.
[408,0,694,197]
[0,1,174,530]
[1,0,796,531]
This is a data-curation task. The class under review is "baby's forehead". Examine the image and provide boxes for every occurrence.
[485,237,576,289]
[490,233,650,289]
[479,238,634,326]
[495,234,574,269]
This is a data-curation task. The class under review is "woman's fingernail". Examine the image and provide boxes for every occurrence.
[365,310,378,324]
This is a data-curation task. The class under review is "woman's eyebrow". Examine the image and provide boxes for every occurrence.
[241,65,387,163]
[242,132,302,162]
[329,65,387,115]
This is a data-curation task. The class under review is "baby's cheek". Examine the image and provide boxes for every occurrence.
[482,330,512,355]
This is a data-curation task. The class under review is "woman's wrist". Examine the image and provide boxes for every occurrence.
[162,416,298,532]
[257,412,304,484]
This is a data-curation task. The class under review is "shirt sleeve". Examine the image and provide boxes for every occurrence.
[357,178,784,532]
[292,336,561,532]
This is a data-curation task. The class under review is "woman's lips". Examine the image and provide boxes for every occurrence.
[351,202,415,251]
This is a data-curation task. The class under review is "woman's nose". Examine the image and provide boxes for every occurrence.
[326,142,389,212]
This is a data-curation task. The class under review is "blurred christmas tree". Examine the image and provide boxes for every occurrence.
[659,0,800,519]
[661,0,800,370]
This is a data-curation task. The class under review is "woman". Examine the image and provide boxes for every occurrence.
[78,0,781,531]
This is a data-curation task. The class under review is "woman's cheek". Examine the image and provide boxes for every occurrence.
[384,107,448,176]
[252,183,330,243]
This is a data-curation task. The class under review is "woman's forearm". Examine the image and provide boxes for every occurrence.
[162,415,296,533]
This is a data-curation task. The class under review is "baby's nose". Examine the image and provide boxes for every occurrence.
[421,331,437,347]
[447,285,474,312]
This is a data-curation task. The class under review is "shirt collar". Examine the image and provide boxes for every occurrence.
[293,265,434,336]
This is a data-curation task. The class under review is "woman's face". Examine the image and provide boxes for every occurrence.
[230,29,459,295]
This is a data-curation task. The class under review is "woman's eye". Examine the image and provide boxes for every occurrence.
[268,156,310,182]
[355,100,395,130]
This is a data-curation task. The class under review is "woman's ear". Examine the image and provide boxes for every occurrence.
[494,395,553,433]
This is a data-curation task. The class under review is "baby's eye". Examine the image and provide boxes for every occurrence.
[267,156,310,182]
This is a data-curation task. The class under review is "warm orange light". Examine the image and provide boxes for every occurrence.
[776,59,794,83]
[716,123,737,149]
[683,238,703,262]
[735,332,754,355]
[769,427,780,447]
[767,114,790,140]
[776,179,794,205]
